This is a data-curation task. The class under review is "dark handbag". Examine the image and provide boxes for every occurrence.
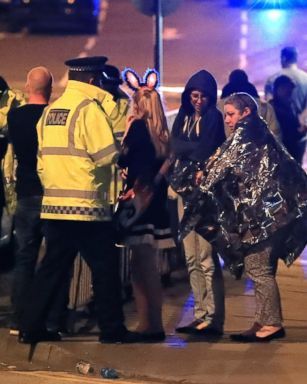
[114,159,172,231]
[113,184,153,231]
[169,158,199,196]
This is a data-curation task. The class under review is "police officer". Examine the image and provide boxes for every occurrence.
[19,57,139,344]
[99,64,130,204]
[0,76,26,233]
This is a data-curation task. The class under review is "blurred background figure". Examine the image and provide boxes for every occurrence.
[0,76,26,237]
[100,64,130,205]
[100,65,129,132]
[269,75,305,164]
[221,69,259,99]
[219,69,280,139]
[0,76,26,134]
[265,46,307,116]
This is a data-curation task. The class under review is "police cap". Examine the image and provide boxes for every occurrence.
[65,56,108,72]
[100,65,123,85]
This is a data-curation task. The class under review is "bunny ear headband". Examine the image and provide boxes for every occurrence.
[122,68,159,92]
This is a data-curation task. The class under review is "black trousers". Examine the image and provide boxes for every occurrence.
[20,219,125,338]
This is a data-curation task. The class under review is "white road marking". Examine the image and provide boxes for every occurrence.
[163,27,183,40]
[240,23,248,36]
[239,53,248,69]
[84,37,96,51]
[240,37,247,51]
[59,73,67,88]
[0,31,25,39]
[241,11,248,22]
[100,0,109,24]
[239,11,249,69]
[57,0,109,89]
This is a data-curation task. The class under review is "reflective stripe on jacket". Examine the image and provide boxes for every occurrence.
[0,89,26,180]
[37,80,117,221]
[106,97,129,204]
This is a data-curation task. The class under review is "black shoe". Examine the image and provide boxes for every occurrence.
[229,262,244,280]
[18,330,62,344]
[176,319,206,334]
[230,328,285,343]
[138,331,166,343]
[99,330,143,344]
[176,319,222,335]
[195,327,223,336]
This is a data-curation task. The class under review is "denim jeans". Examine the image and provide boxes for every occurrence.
[178,196,225,330]
[11,197,69,330]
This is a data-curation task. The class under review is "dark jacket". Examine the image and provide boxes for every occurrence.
[180,115,307,269]
[171,70,225,164]
[269,98,305,163]
[221,81,259,99]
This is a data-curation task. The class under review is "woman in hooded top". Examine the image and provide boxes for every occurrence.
[170,70,226,335]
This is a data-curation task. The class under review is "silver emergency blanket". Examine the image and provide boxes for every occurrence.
[179,116,307,273]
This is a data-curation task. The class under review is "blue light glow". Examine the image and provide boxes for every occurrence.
[165,334,188,349]
[253,9,288,43]
[251,0,306,8]
[244,277,254,294]
[299,249,307,278]
[265,9,283,21]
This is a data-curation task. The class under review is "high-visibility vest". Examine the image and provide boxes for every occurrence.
[98,96,130,204]
[37,80,117,221]
[0,89,26,180]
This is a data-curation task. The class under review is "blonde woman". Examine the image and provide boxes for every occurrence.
[118,69,174,342]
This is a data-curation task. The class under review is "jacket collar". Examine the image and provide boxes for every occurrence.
[67,80,116,116]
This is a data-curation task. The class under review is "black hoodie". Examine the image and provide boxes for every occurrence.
[171,70,225,163]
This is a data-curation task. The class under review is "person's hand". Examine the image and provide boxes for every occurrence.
[206,147,221,171]
[298,124,307,133]
[195,170,203,185]
[121,188,135,201]
[120,167,128,180]
[4,176,15,185]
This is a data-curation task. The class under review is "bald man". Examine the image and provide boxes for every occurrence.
[7,67,68,335]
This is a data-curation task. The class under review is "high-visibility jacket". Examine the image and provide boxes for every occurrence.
[0,88,26,180]
[0,88,26,134]
[37,80,117,221]
[98,96,130,204]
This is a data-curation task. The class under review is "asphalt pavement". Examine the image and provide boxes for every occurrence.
[1,243,307,384]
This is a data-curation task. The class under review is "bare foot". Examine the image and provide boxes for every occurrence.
[256,325,282,338]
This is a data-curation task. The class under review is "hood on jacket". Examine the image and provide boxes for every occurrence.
[181,70,218,115]
[221,69,259,99]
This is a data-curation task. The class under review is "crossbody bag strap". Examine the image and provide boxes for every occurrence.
[153,157,174,186]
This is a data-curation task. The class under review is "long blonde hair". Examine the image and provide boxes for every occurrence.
[132,87,170,158]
